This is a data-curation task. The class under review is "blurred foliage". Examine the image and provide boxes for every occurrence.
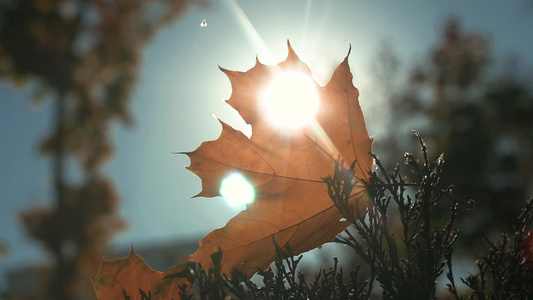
[373,18,533,244]
[0,0,203,168]
[451,200,533,299]
[0,0,207,299]
[0,240,8,257]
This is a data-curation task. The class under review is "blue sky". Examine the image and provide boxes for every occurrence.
[1,0,533,284]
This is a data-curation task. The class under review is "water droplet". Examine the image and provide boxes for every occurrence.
[200,19,207,27]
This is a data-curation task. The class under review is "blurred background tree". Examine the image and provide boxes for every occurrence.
[373,18,533,249]
[0,0,207,299]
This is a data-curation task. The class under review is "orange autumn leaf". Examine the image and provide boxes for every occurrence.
[93,249,193,299]
[181,41,373,277]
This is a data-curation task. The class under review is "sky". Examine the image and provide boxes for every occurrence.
[1,0,533,286]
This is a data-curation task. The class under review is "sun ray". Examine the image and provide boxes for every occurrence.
[302,0,313,45]
[307,120,342,164]
[226,0,275,64]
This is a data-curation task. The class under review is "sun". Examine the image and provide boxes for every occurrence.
[260,72,320,130]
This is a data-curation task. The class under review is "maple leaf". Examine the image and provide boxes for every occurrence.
[181,41,373,277]
[92,249,193,299]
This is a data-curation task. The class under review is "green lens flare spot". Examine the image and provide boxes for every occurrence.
[220,173,255,207]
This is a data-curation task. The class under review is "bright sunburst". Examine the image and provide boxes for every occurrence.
[261,72,320,130]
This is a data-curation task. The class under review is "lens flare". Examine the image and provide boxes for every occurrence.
[261,72,319,130]
[220,173,255,207]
